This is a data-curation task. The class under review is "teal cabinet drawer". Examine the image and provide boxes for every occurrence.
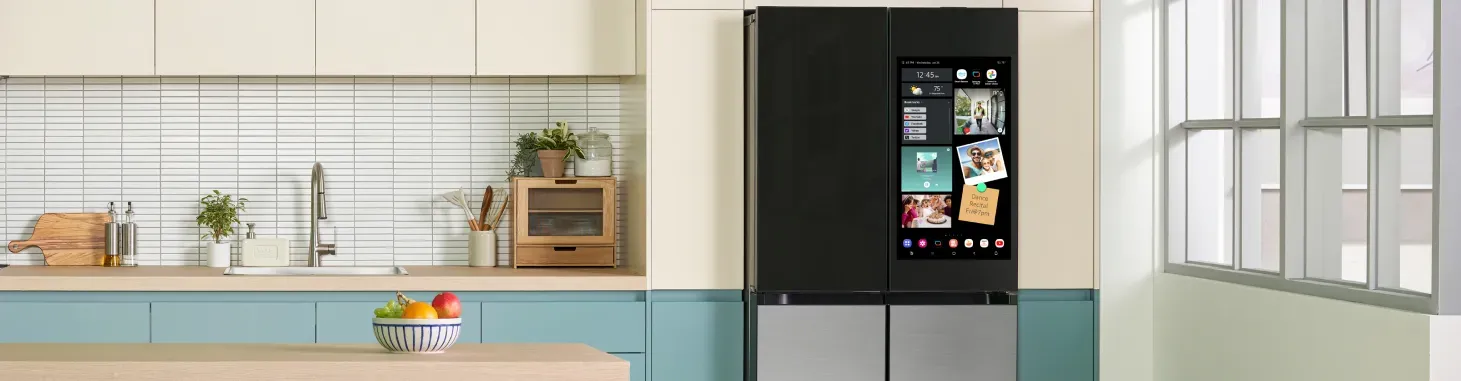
[481,302,645,353]
[316,302,482,343]
[613,353,646,381]
[151,302,315,343]
[0,302,149,343]
[1019,300,1096,381]
[650,302,743,381]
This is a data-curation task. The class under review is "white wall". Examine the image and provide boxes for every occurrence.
[1155,274,1432,381]
[0,76,625,266]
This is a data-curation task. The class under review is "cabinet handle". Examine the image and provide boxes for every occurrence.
[554,180,577,185]
[552,247,578,252]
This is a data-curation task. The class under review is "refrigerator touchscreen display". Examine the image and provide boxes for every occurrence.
[896,57,1013,260]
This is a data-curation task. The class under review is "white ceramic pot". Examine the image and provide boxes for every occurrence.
[468,230,497,267]
[207,242,230,268]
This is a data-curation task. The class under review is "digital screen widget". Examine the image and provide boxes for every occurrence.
[895,57,1014,260]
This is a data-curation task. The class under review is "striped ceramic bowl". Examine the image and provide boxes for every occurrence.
[372,318,462,353]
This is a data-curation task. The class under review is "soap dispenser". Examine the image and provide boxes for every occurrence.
[240,223,289,267]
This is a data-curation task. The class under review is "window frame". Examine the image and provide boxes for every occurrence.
[1161,0,1446,313]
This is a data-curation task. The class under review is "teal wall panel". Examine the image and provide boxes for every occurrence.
[151,302,316,343]
[315,302,482,344]
[0,302,150,343]
[481,301,646,353]
[650,301,744,381]
[1018,300,1097,381]
[614,353,647,381]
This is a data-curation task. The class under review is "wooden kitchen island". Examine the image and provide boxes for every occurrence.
[0,343,628,380]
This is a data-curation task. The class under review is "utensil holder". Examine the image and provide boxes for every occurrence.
[468,230,497,267]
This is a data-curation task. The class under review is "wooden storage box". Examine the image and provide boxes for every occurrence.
[511,177,616,267]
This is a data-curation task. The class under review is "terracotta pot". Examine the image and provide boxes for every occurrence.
[537,150,567,177]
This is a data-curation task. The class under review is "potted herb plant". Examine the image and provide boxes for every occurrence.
[507,131,541,177]
[197,190,247,268]
[529,121,586,178]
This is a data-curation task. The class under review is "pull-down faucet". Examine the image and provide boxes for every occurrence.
[309,163,336,266]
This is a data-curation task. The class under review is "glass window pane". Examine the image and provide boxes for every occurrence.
[1306,0,1369,117]
[1240,0,1280,118]
[1304,128,1368,284]
[1240,129,1280,271]
[1377,0,1434,115]
[1186,129,1234,265]
[1187,0,1234,120]
[1377,128,1433,293]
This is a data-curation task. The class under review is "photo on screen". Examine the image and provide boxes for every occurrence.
[900,146,953,192]
[955,88,1007,135]
[900,194,954,228]
[957,137,1009,185]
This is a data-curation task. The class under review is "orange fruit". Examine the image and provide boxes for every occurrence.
[402,301,438,319]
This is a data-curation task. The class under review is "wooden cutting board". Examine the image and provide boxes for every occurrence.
[7,213,112,266]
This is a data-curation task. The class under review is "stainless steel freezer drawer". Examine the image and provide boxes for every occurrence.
[889,305,1018,381]
[755,305,886,381]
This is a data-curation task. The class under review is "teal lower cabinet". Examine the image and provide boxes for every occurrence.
[1018,290,1098,381]
[481,301,646,353]
[0,302,150,343]
[648,291,744,381]
[151,302,317,343]
[613,353,647,381]
[316,302,482,343]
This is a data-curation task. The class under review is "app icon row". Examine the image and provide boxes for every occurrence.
[902,238,1005,249]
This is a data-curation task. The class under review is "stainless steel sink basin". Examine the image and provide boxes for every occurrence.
[223,267,408,276]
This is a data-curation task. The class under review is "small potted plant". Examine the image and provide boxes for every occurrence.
[530,121,586,178]
[197,190,247,268]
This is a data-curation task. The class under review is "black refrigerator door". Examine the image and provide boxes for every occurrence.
[889,7,1019,292]
[749,7,891,293]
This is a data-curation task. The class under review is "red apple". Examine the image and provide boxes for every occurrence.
[432,292,461,318]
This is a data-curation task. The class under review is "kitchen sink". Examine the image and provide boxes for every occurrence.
[223,266,409,276]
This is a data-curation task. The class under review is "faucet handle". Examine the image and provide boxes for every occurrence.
[316,243,336,256]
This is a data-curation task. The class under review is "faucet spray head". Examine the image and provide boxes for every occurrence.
[312,163,328,220]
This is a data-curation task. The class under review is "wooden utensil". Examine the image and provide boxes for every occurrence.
[479,186,493,228]
[8,213,112,266]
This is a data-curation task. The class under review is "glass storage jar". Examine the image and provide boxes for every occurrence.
[575,126,613,177]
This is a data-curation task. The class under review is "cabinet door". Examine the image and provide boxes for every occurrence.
[0,0,154,75]
[151,302,315,343]
[1019,300,1096,381]
[514,178,616,245]
[651,302,743,381]
[316,302,482,344]
[481,302,646,353]
[156,0,314,75]
[755,306,884,381]
[613,353,646,381]
[649,9,746,290]
[477,0,635,75]
[889,305,1017,381]
[316,0,474,75]
[0,302,150,343]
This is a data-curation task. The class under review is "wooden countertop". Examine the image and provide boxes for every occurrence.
[0,343,628,381]
[0,266,646,291]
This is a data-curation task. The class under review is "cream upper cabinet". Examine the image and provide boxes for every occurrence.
[478,0,636,75]
[0,0,154,75]
[649,10,744,290]
[156,0,315,76]
[316,0,475,75]
[1016,11,1097,289]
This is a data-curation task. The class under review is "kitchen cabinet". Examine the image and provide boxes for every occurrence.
[613,353,647,381]
[480,301,646,353]
[0,302,150,343]
[650,302,743,381]
[477,0,636,75]
[155,0,314,75]
[315,0,475,75]
[0,0,154,75]
[151,302,315,343]
[316,302,482,344]
[1019,299,1097,381]
[648,9,745,290]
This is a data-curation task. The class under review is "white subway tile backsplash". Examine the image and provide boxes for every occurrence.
[1,76,622,266]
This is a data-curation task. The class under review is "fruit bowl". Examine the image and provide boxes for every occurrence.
[371,318,462,353]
